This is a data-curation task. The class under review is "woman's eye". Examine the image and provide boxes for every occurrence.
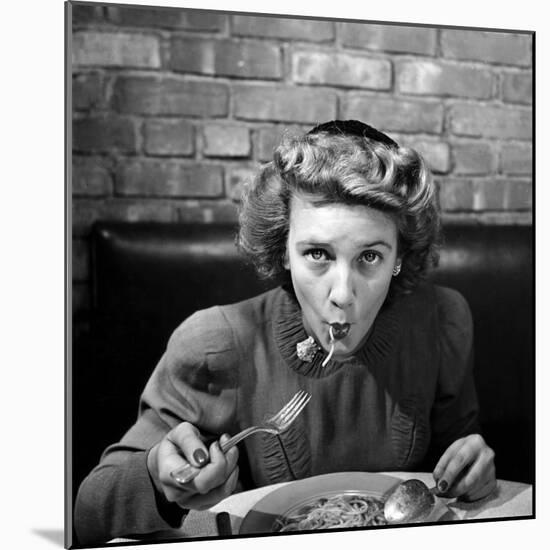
[305,249,328,262]
[360,251,380,264]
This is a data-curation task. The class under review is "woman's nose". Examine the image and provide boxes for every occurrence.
[329,266,355,309]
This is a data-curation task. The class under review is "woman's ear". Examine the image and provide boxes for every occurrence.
[392,257,403,277]
[283,249,290,270]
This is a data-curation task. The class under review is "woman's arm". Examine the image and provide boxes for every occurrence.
[74,410,187,545]
[74,306,240,545]
[433,433,496,500]
[428,287,480,459]
[428,287,496,500]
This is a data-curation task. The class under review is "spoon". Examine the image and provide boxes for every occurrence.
[384,479,436,524]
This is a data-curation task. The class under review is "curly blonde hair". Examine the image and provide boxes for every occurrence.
[237,121,441,296]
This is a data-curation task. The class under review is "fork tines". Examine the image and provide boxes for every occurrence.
[276,390,311,429]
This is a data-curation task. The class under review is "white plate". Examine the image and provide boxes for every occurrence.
[239,471,450,534]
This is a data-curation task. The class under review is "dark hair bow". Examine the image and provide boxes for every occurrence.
[308,120,398,149]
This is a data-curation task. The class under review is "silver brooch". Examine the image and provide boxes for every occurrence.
[296,336,320,363]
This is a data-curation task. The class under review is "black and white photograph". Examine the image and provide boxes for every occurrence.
[64,0,536,548]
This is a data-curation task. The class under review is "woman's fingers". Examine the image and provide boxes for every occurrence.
[176,466,240,510]
[163,429,240,501]
[460,475,497,502]
[153,423,206,490]
[433,436,471,493]
[433,434,496,500]
[167,422,210,468]
[192,435,239,492]
[148,423,241,509]
[192,439,230,494]
[220,434,239,475]
[446,447,496,499]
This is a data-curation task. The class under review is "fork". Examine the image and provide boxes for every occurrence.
[170,390,311,485]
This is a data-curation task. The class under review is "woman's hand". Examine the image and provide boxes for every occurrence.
[433,434,496,501]
[147,422,239,510]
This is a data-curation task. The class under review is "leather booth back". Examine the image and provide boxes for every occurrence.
[72,222,533,490]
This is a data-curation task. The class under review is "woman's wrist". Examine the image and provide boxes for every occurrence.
[146,443,164,495]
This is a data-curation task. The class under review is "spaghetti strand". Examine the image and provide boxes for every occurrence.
[274,494,387,532]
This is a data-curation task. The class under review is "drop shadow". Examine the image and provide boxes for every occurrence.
[32,528,65,547]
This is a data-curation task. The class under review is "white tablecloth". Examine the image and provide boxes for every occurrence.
[110,471,533,542]
[208,471,532,534]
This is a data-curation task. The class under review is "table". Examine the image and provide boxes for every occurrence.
[111,472,533,542]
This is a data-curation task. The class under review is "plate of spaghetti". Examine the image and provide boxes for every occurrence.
[239,472,402,534]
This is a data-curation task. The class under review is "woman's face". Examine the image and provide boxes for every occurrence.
[285,193,400,361]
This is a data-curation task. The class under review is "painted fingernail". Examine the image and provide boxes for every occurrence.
[172,470,196,484]
[438,479,448,493]
[193,448,207,466]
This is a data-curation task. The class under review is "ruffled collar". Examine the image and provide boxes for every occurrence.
[273,285,401,378]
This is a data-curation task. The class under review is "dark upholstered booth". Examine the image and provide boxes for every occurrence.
[71,221,534,498]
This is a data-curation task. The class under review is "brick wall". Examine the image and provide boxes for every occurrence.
[70,2,533,320]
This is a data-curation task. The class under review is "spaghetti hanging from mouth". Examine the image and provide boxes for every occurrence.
[321,322,350,367]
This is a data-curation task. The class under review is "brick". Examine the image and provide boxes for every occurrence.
[71,3,105,25]
[115,160,224,198]
[107,5,180,27]
[72,198,177,236]
[473,180,506,210]
[202,124,251,157]
[72,200,100,236]
[180,200,239,223]
[340,23,437,55]
[505,180,532,210]
[400,138,451,174]
[231,15,334,42]
[255,124,307,161]
[112,76,229,117]
[72,31,161,68]
[107,6,225,30]
[438,178,474,211]
[452,141,497,175]
[72,239,89,282]
[171,200,239,223]
[474,178,533,216]
[233,84,336,123]
[143,119,195,156]
[441,30,532,66]
[342,96,444,134]
[170,38,282,80]
[449,103,532,139]
[473,179,532,211]
[292,51,391,90]
[226,165,258,201]
[111,200,177,222]
[169,38,208,74]
[73,72,104,111]
[442,211,532,226]
[72,156,113,196]
[73,115,137,153]
[171,200,207,224]
[181,10,226,31]
[396,60,493,99]
[500,143,532,175]
[502,71,533,104]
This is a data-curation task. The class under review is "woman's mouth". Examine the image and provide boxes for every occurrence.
[329,322,351,340]
[321,322,351,367]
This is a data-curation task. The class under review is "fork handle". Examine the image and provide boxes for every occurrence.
[170,426,275,485]
[220,426,266,451]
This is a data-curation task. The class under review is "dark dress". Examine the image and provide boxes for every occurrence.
[74,283,479,544]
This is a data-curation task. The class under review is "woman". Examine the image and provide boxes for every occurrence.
[74,120,496,544]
